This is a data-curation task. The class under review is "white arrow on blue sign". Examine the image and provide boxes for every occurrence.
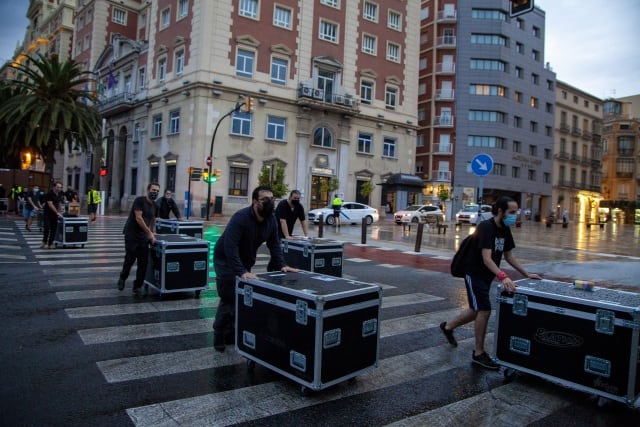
[471,153,494,177]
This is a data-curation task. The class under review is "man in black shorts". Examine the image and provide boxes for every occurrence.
[439,196,541,369]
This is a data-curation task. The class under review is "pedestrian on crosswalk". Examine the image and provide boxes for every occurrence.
[440,196,542,370]
[211,185,298,352]
[40,182,65,249]
[117,182,159,296]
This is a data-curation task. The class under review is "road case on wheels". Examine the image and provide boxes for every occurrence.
[54,216,88,248]
[144,234,209,298]
[494,279,640,407]
[281,238,344,277]
[235,271,381,394]
[155,219,204,239]
[0,198,8,215]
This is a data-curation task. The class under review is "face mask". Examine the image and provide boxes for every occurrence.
[33,188,39,193]
[503,214,517,228]
[165,194,172,199]
[291,199,300,207]
[148,191,159,201]
[260,200,275,217]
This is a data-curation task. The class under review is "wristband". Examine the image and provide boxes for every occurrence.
[496,271,508,281]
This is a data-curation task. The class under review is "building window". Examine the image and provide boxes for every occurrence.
[514,91,523,103]
[513,116,522,128]
[385,86,397,110]
[266,116,286,141]
[169,110,180,134]
[363,2,378,22]
[112,8,126,25]
[362,34,377,55]
[530,97,538,108]
[547,80,554,90]
[492,163,506,176]
[231,111,252,136]
[468,136,505,149]
[383,137,396,158]
[545,126,552,136]
[471,9,507,20]
[470,84,505,97]
[152,114,162,138]
[178,0,189,19]
[419,58,427,70]
[387,42,400,62]
[313,127,333,148]
[388,10,401,31]
[532,49,540,61]
[516,18,524,29]
[273,5,291,28]
[160,8,171,29]
[532,26,541,38]
[515,67,523,78]
[229,166,249,197]
[471,34,506,46]
[529,144,537,156]
[532,73,540,85]
[544,148,552,159]
[158,58,167,81]
[360,80,373,104]
[270,57,288,85]
[239,0,258,19]
[416,134,424,148]
[543,172,550,183]
[319,20,338,43]
[516,42,524,54]
[512,167,520,178]
[530,121,538,132]
[236,49,254,78]
[468,110,505,123]
[545,103,553,113]
[320,0,339,8]
[138,67,146,90]
[513,140,521,152]
[528,169,536,181]
[358,132,373,154]
[175,50,184,75]
[470,59,505,71]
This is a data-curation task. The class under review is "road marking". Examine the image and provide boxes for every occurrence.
[65,297,218,316]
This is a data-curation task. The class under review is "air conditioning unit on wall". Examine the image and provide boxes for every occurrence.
[300,85,313,97]
[313,89,323,99]
[343,98,354,107]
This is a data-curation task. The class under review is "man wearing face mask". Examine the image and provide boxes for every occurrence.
[40,182,65,249]
[117,182,160,296]
[439,196,541,370]
[275,189,309,239]
[156,189,181,219]
[212,185,298,351]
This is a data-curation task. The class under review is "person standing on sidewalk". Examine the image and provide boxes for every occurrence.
[331,193,343,227]
[275,189,309,239]
[40,182,64,249]
[117,182,159,296]
[212,185,298,352]
[87,186,102,222]
[439,196,541,370]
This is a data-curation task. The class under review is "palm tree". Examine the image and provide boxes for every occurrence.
[0,53,102,172]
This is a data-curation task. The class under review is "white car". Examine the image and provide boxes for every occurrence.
[455,204,493,225]
[307,202,379,225]
[394,205,445,224]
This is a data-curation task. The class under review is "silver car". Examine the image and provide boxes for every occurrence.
[455,204,493,225]
[308,202,379,225]
[394,205,445,224]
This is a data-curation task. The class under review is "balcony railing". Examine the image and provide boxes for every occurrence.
[437,10,457,22]
[297,84,357,110]
[96,92,135,114]
[559,123,570,133]
[433,115,454,127]
[433,143,453,154]
[436,36,457,48]
[571,126,582,136]
[582,130,592,140]
[435,62,455,74]
[555,151,570,160]
[435,89,455,100]
[432,170,451,181]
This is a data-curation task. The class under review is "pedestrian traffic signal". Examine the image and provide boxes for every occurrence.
[99,166,108,177]
[510,0,534,17]
[243,96,254,113]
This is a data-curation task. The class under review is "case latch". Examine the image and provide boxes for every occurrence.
[296,300,308,325]
[243,285,253,307]
[595,309,615,335]
[512,293,528,316]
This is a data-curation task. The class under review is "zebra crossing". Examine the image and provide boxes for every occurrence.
[10,218,628,426]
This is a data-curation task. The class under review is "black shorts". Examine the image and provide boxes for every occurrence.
[88,204,97,214]
[464,275,492,311]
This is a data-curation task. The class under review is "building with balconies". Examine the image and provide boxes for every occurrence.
[553,81,603,223]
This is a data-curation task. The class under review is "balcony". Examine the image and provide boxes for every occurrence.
[96,92,135,115]
[432,170,451,181]
[435,62,455,74]
[437,10,457,23]
[297,84,358,112]
[571,126,582,136]
[436,36,456,49]
[591,158,601,169]
[433,143,453,155]
[435,89,455,100]
[433,115,454,127]
[582,130,592,140]
[558,123,570,133]
[554,151,570,160]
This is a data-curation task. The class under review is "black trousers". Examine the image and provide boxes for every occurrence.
[120,239,150,289]
[212,263,236,337]
[42,215,59,245]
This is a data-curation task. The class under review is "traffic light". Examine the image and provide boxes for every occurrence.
[510,0,534,17]
[99,166,108,177]
[243,96,254,113]
[213,168,221,181]
[202,170,210,183]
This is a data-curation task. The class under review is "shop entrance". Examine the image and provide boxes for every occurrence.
[310,175,331,210]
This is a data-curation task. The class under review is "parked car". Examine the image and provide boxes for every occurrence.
[455,204,493,225]
[394,205,445,224]
[307,202,379,225]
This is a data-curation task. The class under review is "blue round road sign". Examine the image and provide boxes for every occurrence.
[471,153,494,177]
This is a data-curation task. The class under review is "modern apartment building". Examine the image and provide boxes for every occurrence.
[419,0,555,219]
[57,0,421,215]
[553,81,603,223]
[600,95,640,224]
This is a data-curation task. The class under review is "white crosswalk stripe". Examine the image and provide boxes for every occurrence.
[12,219,591,426]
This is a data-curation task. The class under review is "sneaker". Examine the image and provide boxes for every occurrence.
[117,278,125,291]
[132,287,141,297]
[213,333,225,352]
[40,242,45,249]
[439,322,458,347]
[472,351,500,370]
[48,244,55,250]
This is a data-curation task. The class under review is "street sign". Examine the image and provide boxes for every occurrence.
[206,156,212,167]
[510,0,534,17]
[189,167,203,181]
[471,153,494,177]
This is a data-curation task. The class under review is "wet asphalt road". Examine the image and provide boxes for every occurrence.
[0,214,638,426]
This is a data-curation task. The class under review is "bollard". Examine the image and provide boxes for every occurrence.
[318,213,324,238]
[361,217,367,244]
[414,222,424,252]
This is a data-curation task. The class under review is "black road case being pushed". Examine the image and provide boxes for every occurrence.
[54,216,88,248]
[144,234,209,298]
[281,238,344,277]
[494,279,640,407]
[235,271,381,393]
[155,219,204,238]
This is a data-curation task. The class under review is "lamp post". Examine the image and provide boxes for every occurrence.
[205,100,246,220]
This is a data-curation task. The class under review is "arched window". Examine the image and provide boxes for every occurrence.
[313,127,333,148]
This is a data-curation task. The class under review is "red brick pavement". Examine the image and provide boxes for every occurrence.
[344,244,452,274]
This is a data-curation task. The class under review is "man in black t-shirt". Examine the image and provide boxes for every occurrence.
[117,182,159,296]
[40,182,65,249]
[439,196,542,370]
[275,190,309,239]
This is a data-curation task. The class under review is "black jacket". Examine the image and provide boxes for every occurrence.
[156,196,181,219]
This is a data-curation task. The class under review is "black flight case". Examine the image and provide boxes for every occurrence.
[281,237,344,277]
[494,278,640,407]
[235,270,381,394]
[54,216,88,248]
[144,234,209,298]
[155,219,204,239]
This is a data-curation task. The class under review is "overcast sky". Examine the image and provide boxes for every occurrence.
[0,1,638,98]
